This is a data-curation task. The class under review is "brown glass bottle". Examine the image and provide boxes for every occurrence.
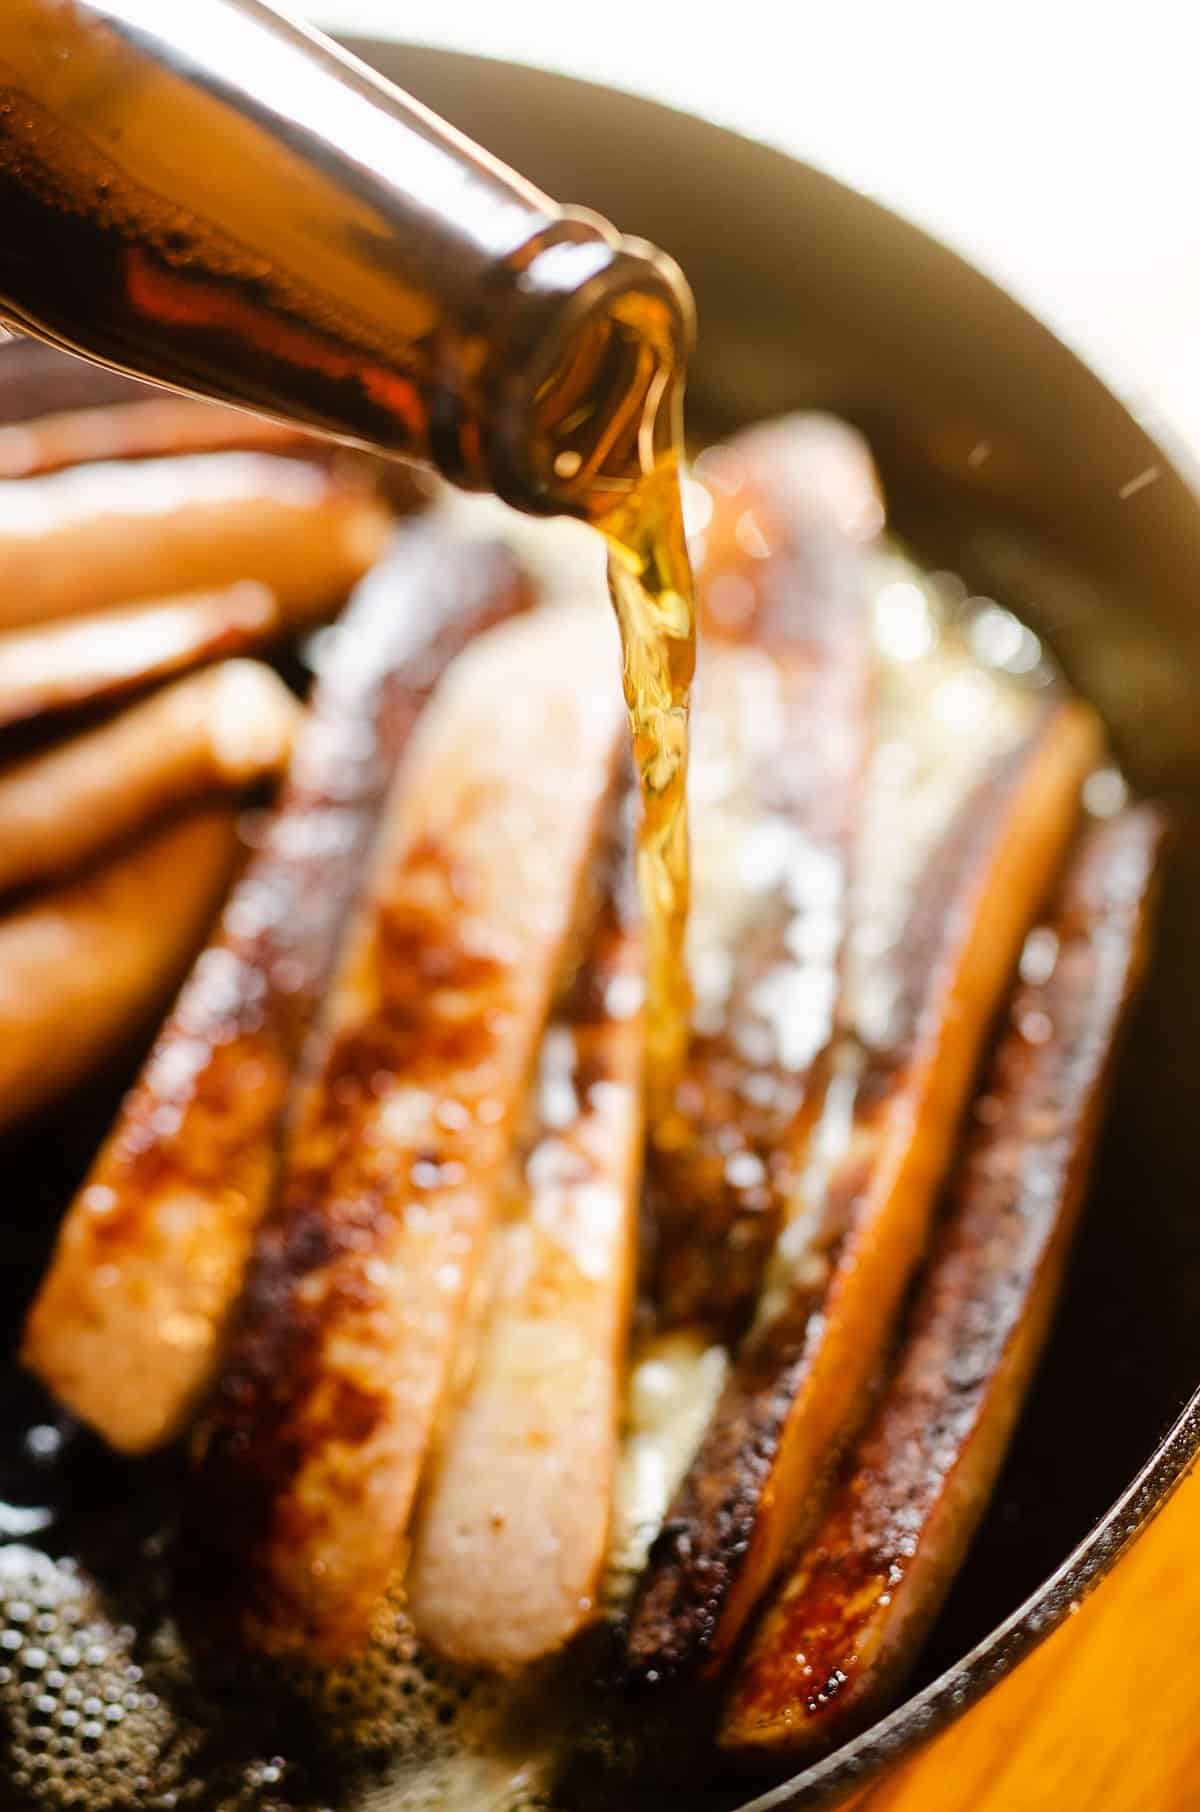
[0,0,698,1100]
[0,0,693,521]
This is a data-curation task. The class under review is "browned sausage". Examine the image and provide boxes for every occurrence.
[0,807,236,1133]
[0,451,389,629]
[0,394,315,478]
[723,805,1166,1758]
[651,415,876,1335]
[0,584,282,730]
[0,393,426,512]
[0,660,299,895]
[408,837,643,1670]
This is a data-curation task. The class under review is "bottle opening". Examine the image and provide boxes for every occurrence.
[481,218,695,520]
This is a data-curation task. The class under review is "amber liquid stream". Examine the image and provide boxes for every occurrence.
[600,456,695,1110]
[558,300,696,1112]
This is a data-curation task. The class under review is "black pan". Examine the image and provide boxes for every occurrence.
[1,39,1198,1812]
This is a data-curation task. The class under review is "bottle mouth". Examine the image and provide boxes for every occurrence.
[480,212,696,520]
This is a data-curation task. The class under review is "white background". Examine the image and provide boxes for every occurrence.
[308,1,1199,454]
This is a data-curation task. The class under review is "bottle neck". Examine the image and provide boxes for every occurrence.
[464,216,693,519]
[0,0,693,517]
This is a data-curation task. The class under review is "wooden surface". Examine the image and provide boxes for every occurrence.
[843,1457,1200,1810]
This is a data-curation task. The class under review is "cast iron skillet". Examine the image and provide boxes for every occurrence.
[2,39,1199,1812]
[353,43,1200,1811]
